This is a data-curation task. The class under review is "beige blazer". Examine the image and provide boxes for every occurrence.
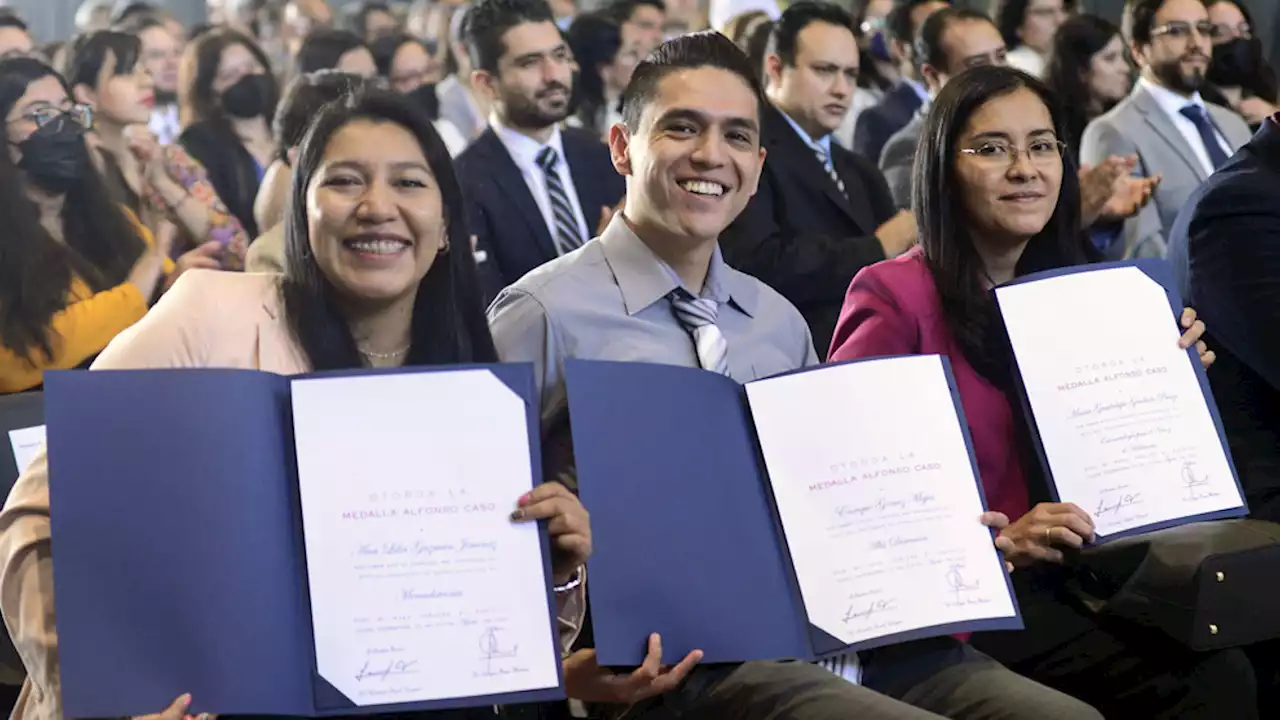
[0,270,585,719]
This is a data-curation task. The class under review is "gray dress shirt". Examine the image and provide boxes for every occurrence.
[487,215,820,438]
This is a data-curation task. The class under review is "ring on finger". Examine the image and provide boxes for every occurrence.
[1044,526,1054,546]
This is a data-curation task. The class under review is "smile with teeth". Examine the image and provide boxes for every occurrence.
[344,238,411,255]
[679,179,726,197]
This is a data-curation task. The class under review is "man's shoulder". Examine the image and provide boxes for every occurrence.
[454,129,500,171]
[879,119,921,161]
[501,241,613,308]
[831,139,880,177]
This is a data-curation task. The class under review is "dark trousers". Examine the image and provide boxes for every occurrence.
[970,570,1258,720]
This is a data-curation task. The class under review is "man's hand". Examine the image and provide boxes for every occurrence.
[874,210,916,257]
[564,633,702,704]
[1239,96,1277,126]
[131,693,213,720]
[511,482,591,583]
[1097,174,1159,222]
[1079,155,1137,226]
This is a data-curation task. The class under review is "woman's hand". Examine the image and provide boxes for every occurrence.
[993,502,1095,567]
[563,633,702,704]
[1179,307,1215,369]
[126,126,168,185]
[163,241,222,291]
[511,482,591,583]
[1098,174,1159,222]
[1079,155,1135,226]
[131,693,213,720]
[127,242,168,299]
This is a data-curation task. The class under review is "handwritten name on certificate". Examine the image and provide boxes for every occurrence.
[291,371,559,706]
[744,356,1016,646]
[996,266,1243,538]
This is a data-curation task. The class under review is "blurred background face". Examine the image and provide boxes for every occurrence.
[0,27,33,60]
[1018,0,1067,54]
[954,87,1063,247]
[213,41,266,94]
[928,19,1006,89]
[1087,34,1131,105]
[601,38,643,95]
[391,39,442,92]
[768,20,860,137]
[1207,0,1249,42]
[139,26,181,100]
[92,52,155,126]
[622,4,665,51]
[362,7,399,41]
[620,67,764,244]
[306,118,444,306]
[337,45,378,76]
[485,21,574,128]
[1134,0,1213,94]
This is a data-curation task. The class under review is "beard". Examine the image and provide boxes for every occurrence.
[1154,55,1208,94]
[501,82,572,129]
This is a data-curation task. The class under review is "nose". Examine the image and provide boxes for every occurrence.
[832,71,851,99]
[356,178,397,223]
[1006,147,1036,181]
[689,130,727,167]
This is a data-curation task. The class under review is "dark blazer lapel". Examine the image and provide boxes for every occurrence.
[764,106,863,227]
[476,129,558,260]
[831,150,877,234]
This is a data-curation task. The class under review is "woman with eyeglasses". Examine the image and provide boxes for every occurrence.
[828,65,1258,719]
[0,86,591,720]
[65,30,249,269]
[1202,0,1278,128]
[177,28,279,239]
[369,33,465,155]
[0,58,203,394]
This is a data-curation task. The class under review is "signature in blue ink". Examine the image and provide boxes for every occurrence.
[1095,491,1143,518]
[355,658,420,682]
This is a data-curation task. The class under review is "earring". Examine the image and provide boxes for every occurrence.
[438,236,451,254]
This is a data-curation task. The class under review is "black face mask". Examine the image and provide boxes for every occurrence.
[17,120,89,195]
[1208,38,1260,88]
[221,73,273,119]
[405,83,439,120]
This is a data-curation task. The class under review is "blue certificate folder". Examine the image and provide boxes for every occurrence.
[42,365,564,719]
[995,259,1248,543]
[564,358,1023,667]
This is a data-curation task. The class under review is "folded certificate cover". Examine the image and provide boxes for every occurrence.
[995,260,1247,542]
[44,366,564,719]
[566,355,1022,666]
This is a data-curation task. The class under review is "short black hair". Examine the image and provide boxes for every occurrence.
[1127,0,1203,46]
[296,28,367,74]
[603,0,666,24]
[348,1,394,36]
[887,0,945,44]
[768,1,855,67]
[916,6,993,71]
[462,0,556,74]
[621,30,765,131]
[0,14,29,33]
[64,30,140,90]
[273,70,369,155]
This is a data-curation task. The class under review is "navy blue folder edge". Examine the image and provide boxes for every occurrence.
[288,364,566,715]
[745,354,1023,658]
[994,259,1248,544]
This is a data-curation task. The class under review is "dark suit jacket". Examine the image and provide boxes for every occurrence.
[455,126,625,298]
[179,120,262,238]
[852,81,924,163]
[720,104,897,354]
[1167,119,1280,522]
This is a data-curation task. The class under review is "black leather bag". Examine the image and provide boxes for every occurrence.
[1069,519,1280,650]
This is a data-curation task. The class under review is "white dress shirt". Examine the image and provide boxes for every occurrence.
[1006,45,1046,78]
[491,118,592,246]
[1138,76,1233,176]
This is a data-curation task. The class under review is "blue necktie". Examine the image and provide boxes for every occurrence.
[1179,105,1230,170]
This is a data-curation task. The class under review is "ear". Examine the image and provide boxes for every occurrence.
[764,53,784,88]
[608,122,632,176]
[746,146,766,198]
[470,68,496,101]
[286,146,299,165]
[72,83,97,108]
[921,63,942,92]
[1129,40,1147,69]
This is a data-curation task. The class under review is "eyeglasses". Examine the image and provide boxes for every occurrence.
[1212,22,1252,40]
[8,104,93,131]
[1151,21,1220,41]
[959,138,1066,168]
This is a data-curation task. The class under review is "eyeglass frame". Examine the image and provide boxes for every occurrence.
[4,104,94,133]
[957,138,1069,168]
[1150,20,1221,41]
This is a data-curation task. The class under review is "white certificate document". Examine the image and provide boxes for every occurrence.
[745,356,1018,646]
[291,370,559,706]
[996,266,1244,538]
[8,425,45,476]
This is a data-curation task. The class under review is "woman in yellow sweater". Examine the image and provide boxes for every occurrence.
[0,57,208,394]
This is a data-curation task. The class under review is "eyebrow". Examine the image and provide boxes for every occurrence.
[657,107,760,133]
[324,159,434,173]
[510,43,567,64]
[967,128,1056,141]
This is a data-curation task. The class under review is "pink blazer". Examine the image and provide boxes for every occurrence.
[828,248,1031,522]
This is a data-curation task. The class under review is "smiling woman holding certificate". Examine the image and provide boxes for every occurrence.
[0,88,590,720]
[828,65,1257,719]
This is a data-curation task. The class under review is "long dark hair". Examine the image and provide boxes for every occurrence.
[1045,14,1124,151]
[178,27,277,128]
[994,0,1031,51]
[296,28,368,75]
[565,12,622,134]
[914,65,1090,386]
[281,88,497,370]
[0,58,146,362]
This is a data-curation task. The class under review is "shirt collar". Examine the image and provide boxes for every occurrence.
[597,214,757,318]
[1139,76,1206,118]
[777,107,832,158]
[490,115,566,172]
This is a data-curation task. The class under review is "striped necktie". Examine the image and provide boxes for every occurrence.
[535,146,585,255]
[815,147,846,196]
[821,652,862,685]
[668,290,729,375]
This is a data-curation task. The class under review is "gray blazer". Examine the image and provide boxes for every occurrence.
[1080,83,1251,259]
[879,113,924,211]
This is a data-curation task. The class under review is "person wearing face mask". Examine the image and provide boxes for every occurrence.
[1201,0,1278,128]
[0,58,207,394]
[369,33,467,155]
[177,28,279,239]
[0,87,593,720]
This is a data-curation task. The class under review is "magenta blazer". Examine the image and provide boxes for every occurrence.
[828,247,1032,522]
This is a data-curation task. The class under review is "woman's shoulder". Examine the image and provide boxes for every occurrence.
[854,247,933,293]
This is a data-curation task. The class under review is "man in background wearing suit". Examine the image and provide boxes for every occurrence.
[1167,113,1280,525]
[455,0,626,296]
[852,0,947,162]
[721,1,915,354]
[880,6,1007,210]
[1081,0,1251,259]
